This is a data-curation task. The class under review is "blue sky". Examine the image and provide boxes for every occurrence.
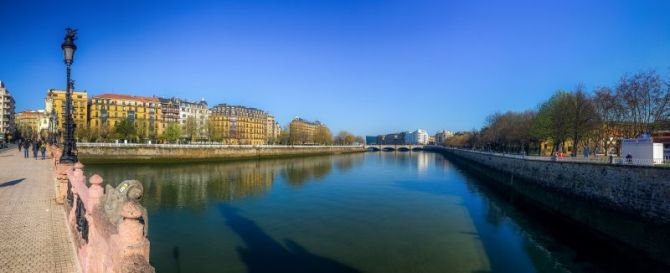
[1,0,669,136]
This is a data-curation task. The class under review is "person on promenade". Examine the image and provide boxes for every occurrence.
[23,139,30,158]
[17,139,22,152]
[40,142,46,160]
[32,140,39,159]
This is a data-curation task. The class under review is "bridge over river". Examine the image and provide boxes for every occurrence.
[0,145,78,272]
[364,144,425,151]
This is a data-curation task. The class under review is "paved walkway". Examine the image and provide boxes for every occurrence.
[0,145,78,273]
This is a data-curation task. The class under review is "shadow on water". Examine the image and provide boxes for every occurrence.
[172,246,181,273]
[404,153,670,273]
[0,178,24,187]
[218,204,361,273]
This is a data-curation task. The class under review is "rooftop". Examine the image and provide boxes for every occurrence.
[93,93,159,102]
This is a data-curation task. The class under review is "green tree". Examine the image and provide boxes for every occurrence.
[112,117,137,141]
[183,116,197,143]
[161,122,181,143]
[136,120,148,142]
[531,91,573,153]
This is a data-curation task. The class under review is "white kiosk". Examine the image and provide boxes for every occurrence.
[621,134,664,165]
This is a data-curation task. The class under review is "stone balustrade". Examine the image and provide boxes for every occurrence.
[51,145,154,273]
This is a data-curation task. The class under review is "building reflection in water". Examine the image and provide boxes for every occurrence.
[85,155,365,210]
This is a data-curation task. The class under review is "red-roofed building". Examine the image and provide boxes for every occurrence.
[89,93,163,139]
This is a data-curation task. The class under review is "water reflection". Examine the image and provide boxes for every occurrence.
[82,151,669,273]
[85,155,365,210]
[436,154,670,273]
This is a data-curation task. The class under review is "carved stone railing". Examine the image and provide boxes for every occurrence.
[51,145,154,273]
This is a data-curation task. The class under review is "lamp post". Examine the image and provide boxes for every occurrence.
[59,28,78,164]
[49,108,58,145]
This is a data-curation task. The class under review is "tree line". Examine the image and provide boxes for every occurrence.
[446,70,670,156]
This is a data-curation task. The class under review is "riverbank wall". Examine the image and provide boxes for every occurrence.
[426,145,670,265]
[426,146,670,224]
[77,144,365,164]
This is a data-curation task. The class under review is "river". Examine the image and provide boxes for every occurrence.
[85,151,668,273]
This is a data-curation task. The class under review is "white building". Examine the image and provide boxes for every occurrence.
[435,130,454,145]
[621,134,664,165]
[177,98,209,140]
[0,81,15,139]
[405,129,429,145]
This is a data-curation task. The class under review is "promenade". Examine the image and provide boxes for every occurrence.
[0,146,78,273]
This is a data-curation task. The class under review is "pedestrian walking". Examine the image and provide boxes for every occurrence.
[23,140,30,158]
[17,139,22,152]
[32,140,39,159]
[40,143,46,160]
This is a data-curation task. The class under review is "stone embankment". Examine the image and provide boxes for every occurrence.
[426,146,670,224]
[76,143,365,163]
[426,145,670,266]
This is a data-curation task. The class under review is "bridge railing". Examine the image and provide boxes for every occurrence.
[52,146,154,273]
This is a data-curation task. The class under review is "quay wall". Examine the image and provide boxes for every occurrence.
[77,144,365,164]
[426,146,670,266]
[426,146,670,224]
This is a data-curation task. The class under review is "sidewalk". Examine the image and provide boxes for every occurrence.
[0,146,78,273]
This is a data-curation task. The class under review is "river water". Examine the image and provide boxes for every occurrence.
[85,151,668,273]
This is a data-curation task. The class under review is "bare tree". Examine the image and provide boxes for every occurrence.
[593,86,623,154]
[616,70,670,137]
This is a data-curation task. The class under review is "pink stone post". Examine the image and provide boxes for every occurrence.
[113,201,152,273]
[88,174,104,207]
[56,162,73,204]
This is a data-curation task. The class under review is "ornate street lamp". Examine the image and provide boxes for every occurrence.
[59,28,78,163]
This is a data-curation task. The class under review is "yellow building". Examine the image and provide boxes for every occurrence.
[289,118,324,144]
[45,89,88,138]
[266,115,281,144]
[209,104,270,145]
[16,110,46,139]
[89,93,163,138]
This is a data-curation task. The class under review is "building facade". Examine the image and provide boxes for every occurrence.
[177,99,209,141]
[0,81,15,140]
[405,129,429,145]
[89,93,163,139]
[266,115,281,144]
[16,110,46,138]
[289,118,326,145]
[210,104,270,145]
[434,130,454,145]
[158,97,180,126]
[383,132,406,145]
[45,89,88,138]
